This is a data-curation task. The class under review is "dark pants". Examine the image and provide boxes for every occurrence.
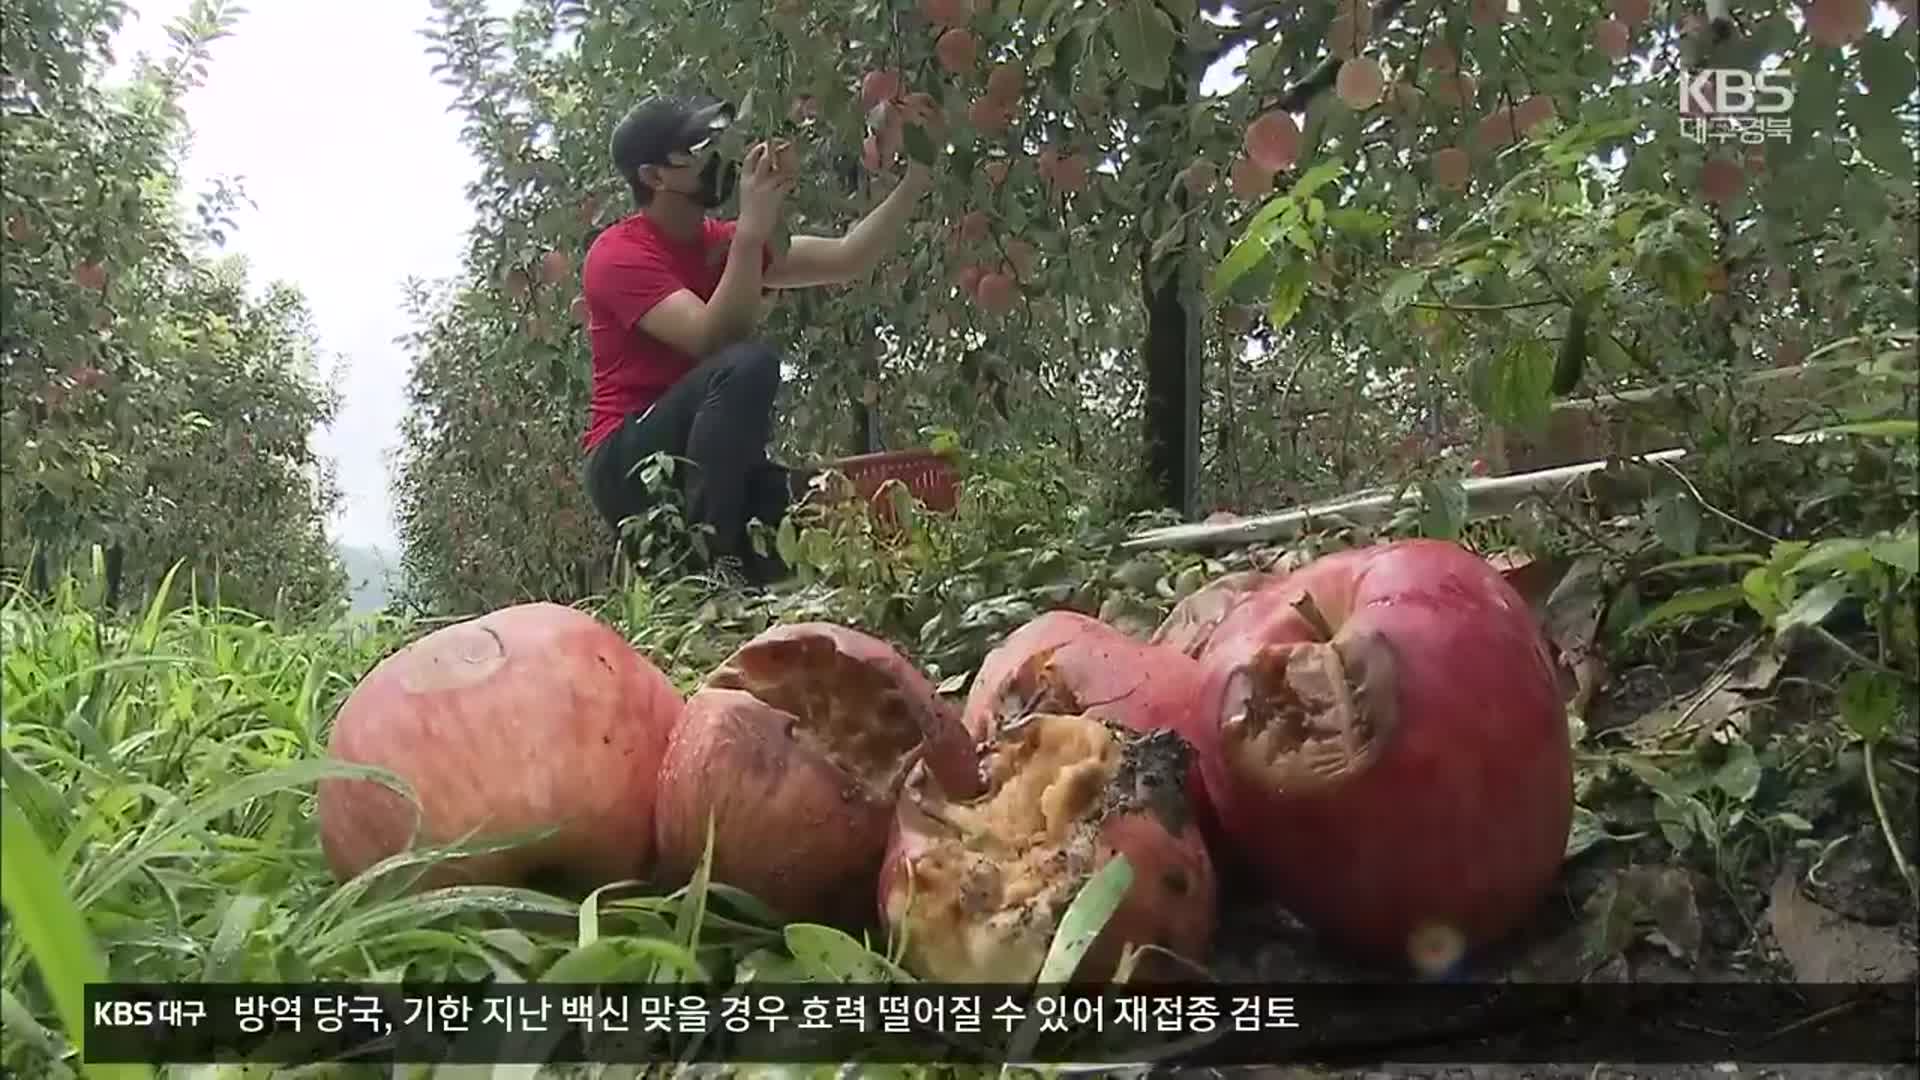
[583,341,809,584]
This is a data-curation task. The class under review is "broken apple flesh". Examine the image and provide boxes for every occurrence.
[653,621,979,928]
[1195,538,1573,969]
[963,609,1223,845]
[879,712,1216,984]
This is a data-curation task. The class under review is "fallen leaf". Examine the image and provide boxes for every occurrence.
[1721,633,1789,692]
[1628,637,1786,748]
[1489,548,1570,611]
[1767,867,1919,983]
[1540,555,1611,716]
[1635,865,1704,963]
[1575,864,1704,971]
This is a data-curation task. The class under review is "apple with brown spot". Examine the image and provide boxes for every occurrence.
[317,603,685,894]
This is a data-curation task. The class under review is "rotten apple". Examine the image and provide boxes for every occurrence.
[317,602,684,893]
[1193,539,1572,970]
[652,622,980,928]
[962,610,1221,841]
[879,712,1216,983]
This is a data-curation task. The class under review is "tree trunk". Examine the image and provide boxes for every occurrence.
[1138,49,1205,518]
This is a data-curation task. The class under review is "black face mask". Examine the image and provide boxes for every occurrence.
[694,152,740,209]
[672,96,740,209]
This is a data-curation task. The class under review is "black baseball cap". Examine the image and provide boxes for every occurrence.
[610,95,736,176]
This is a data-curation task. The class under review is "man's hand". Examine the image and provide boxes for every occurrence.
[736,142,794,242]
[891,96,941,197]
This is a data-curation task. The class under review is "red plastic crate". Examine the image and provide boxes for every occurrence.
[824,448,960,521]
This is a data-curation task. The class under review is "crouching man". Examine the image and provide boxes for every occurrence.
[579,93,935,586]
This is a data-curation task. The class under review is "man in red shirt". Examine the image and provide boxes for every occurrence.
[580,94,934,585]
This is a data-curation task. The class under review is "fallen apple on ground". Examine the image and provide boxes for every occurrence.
[879,712,1216,983]
[652,621,980,928]
[962,609,1221,842]
[317,602,684,894]
[1190,538,1573,971]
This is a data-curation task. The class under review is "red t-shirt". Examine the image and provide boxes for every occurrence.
[579,214,772,451]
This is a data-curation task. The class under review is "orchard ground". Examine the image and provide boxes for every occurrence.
[5,447,1917,1077]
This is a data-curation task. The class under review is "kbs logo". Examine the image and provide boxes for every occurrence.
[94,999,154,1025]
[1678,69,1794,145]
[1679,69,1795,115]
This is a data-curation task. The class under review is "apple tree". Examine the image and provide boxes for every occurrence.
[392,0,1915,613]
[1,0,351,618]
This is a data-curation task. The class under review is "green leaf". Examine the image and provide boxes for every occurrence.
[1767,540,1814,576]
[1838,670,1900,743]
[0,794,151,1080]
[1209,227,1272,299]
[1849,93,1913,179]
[1642,553,1766,575]
[1419,475,1468,540]
[1787,538,1875,577]
[1325,208,1389,236]
[1244,42,1279,84]
[1157,0,1197,26]
[1858,33,1918,112]
[1267,257,1310,331]
[1037,855,1132,985]
[1379,269,1429,315]
[1743,566,1786,621]
[1790,50,1841,149]
[1046,23,1086,98]
[1770,811,1814,833]
[1710,743,1762,803]
[1649,493,1701,557]
[1564,805,1610,860]
[1817,419,1919,439]
[0,746,70,853]
[1472,338,1556,431]
[203,894,267,981]
[1291,160,1346,202]
[1869,532,1919,576]
[1628,585,1747,636]
[785,923,910,982]
[1591,329,1632,374]
[1004,855,1135,1060]
[1776,578,1849,632]
[1106,0,1176,91]
[542,936,705,982]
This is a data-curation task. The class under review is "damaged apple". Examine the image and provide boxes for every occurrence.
[879,712,1216,983]
[1194,538,1573,970]
[962,610,1222,840]
[652,621,980,928]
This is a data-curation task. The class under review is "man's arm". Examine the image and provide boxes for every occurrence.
[635,227,770,357]
[764,166,933,289]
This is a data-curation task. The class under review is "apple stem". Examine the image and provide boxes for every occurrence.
[1292,592,1336,642]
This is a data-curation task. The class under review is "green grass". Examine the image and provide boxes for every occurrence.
[0,561,1163,1080]
[8,428,1915,1077]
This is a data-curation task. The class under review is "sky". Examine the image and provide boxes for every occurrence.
[112,0,490,553]
[104,1,1255,554]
